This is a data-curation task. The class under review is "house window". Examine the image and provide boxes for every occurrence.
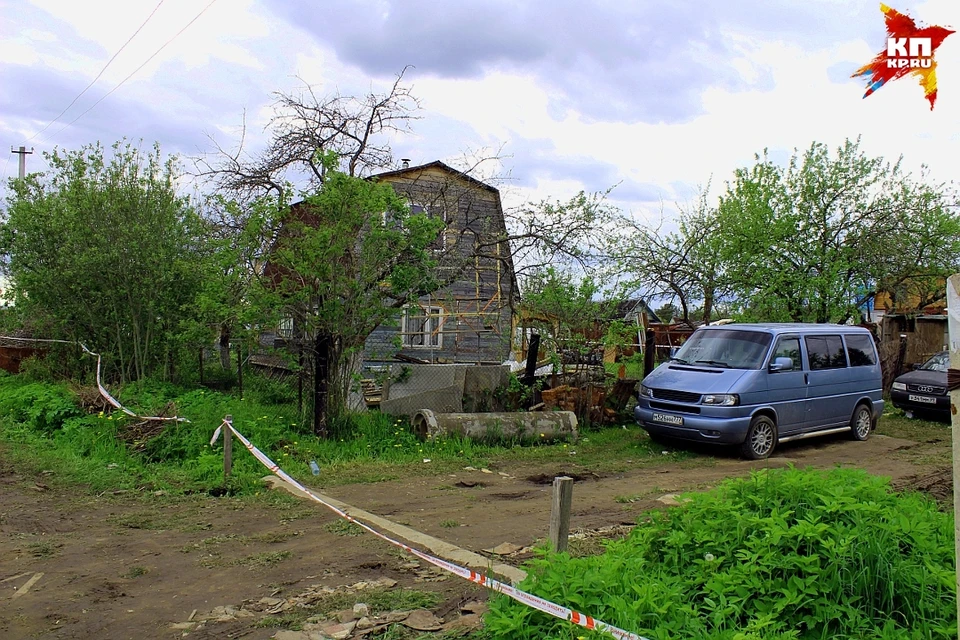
[277,315,294,340]
[402,305,444,348]
[408,200,448,251]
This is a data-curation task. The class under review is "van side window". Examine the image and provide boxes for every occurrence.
[845,334,877,366]
[771,337,800,370]
[805,335,847,370]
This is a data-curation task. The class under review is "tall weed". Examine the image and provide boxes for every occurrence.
[485,467,956,640]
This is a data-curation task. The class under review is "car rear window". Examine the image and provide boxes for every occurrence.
[844,334,877,367]
[805,335,847,370]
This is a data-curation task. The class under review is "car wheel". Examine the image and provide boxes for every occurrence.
[740,415,777,460]
[850,403,872,441]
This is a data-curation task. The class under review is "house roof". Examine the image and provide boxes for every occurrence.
[615,298,662,324]
[370,160,500,194]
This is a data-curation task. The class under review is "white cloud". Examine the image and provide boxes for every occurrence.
[1,0,958,217]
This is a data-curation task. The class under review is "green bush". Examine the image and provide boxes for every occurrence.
[485,467,956,640]
[0,375,83,432]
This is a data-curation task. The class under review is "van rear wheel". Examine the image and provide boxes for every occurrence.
[741,415,777,460]
[850,404,872,441]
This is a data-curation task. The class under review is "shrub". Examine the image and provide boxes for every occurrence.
[485,467,956,640]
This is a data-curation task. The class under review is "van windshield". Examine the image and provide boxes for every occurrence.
[672,330,772,370]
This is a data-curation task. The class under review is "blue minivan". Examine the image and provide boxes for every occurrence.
[633,324,884,459]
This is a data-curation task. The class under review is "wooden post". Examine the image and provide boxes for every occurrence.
[945,274,960,626]
[549,476,574,553]
[524,333,541,384]
[643,328,656,378]
[223,414,233,481]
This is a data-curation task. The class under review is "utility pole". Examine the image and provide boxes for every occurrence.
[10,146,34,179]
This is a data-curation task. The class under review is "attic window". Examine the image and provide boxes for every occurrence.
[408,200,448,251]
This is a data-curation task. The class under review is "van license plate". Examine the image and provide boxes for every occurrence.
[908,394,937,404]
[652,412,683,426]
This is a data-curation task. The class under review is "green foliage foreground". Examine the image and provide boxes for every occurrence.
[0,372,656,495]
[486,467,956,640]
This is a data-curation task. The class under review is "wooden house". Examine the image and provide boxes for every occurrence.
[257,161,518,373]
[363,161,518,368]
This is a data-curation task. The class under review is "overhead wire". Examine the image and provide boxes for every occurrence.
[37,0,219,147]
[26,0,167,144]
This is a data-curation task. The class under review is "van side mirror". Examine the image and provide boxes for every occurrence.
[769,357,794,372]
[669,347,679,357]
[911,363,922,370]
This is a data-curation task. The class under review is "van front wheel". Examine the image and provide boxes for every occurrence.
[741,415,777,460]
[850,404,872,441]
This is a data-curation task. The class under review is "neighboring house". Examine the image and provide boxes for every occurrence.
[512,297,661,362]
[258,160,518,372]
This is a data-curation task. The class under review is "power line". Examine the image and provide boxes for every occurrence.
[27,0,166,143]
[38,0,218,147]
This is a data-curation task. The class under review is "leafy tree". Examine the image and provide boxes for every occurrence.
[2,141,206,382]
[716,139,960,322]
[255,155,442,435]
[654,303,677,324]
[197,71,624,433]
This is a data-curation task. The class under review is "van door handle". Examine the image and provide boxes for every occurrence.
[804,373,809,384]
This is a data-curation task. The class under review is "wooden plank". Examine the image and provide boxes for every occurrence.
[11,572,43,600]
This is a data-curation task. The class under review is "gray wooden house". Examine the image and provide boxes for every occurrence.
[362,161,518,369]
[257,161,518,374]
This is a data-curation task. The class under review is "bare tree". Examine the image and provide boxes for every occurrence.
[193,68,420,201]
[618,187,725,324]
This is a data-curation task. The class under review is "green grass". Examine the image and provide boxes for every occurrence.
[486,466,957,640]
[0,371,685,497]
[876,406,952,465]
[122,566,148,579]
[27,539,63,558]
[324,519,364,536]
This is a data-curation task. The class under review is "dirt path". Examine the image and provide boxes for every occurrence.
[0,432,946,640]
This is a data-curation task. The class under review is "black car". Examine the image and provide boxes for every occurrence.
[891,351,950,422]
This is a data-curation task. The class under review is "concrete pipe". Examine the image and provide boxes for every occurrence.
[411,409,578,443]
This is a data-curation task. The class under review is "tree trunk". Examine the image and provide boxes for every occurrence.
[297,343,304,420]
[219,324,231,370]
[313,332,333,438]
[702,289,714,325]
[236,341,243,399]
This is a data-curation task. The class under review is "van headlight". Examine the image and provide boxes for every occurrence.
[892,382,907,391]
[639,384,654,399]
[702,394,739,406]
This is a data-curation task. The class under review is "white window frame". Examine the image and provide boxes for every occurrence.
[277,315,294,340]
[401,304,445,348]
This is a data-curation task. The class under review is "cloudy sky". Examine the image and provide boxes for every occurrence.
[1,0,958,222]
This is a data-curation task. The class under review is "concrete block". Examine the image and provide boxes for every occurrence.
[380,387,464,416]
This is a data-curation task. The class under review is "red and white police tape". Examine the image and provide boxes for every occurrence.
[211,417,648,640]
[0,336,189,423]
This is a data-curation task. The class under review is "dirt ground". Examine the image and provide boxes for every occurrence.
[1,430,952,640]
